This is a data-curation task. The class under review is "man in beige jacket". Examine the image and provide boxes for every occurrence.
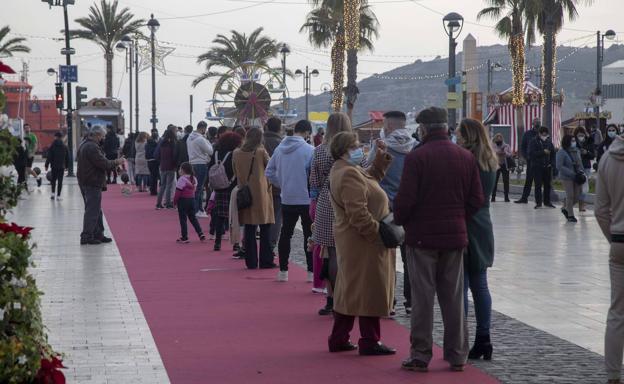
[595,134,624,384]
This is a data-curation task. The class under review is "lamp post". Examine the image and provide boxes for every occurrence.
[116,35,134,135]
[280,44,290,122]
[147,14,160,131]
[486,60,502,111]
[595,29,616,132]
[134,34,140,134]
[321,83,333,113]
[443,12,464,129]
[295,66,319,121]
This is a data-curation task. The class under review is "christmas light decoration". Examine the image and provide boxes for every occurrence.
[344,0,360,51]
[331,34,345,112]
[510,34,525,106]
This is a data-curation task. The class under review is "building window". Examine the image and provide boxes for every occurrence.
[604,84,624,99]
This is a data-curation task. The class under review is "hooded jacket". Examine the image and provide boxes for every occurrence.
[265,135,314,205]
[45,138,69,170]
[595,136,624,238]
[367,129,417,205]
[186,131,213,165]
[555,146,583,181]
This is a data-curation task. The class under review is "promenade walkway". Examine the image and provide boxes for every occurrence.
[11,179,616,383]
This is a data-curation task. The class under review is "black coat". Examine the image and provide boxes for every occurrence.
[13,145,28,170]
[175,134,190,166]
[121,137,136,159]
[45,139,69,170]
[528,137,556,169]
[578,138,596,169]
[103,132,120,159]
[520,129,539,160]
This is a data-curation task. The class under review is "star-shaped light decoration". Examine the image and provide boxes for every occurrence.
[137,37,175,75]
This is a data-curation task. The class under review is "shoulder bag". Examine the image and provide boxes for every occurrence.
[378,212,405,248]
[566,150,587,185]
[236,150,256,210]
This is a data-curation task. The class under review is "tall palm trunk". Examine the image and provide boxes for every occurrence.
[345,49,358,120]
[510,33,526,143]
[331,33,345,112]
[105,50,114,98]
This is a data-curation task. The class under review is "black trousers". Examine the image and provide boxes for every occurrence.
[244,224,273,269]
[278,204,313,272]
[533,166,552,205]
[16,166,26,185]
[520,160,534,200]
[148,160,159,195]
[80,185,105,241]
[50,168,64,196]
[400,243,411,307]
[492,165,510,199]
[177,197,203,239]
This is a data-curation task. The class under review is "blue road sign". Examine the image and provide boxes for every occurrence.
[444,76,461,86]
[59,65,78,83]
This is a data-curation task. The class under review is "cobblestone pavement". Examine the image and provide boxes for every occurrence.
[11,179,170,384]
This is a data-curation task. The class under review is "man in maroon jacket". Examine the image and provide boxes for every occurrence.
[394,107,484,373]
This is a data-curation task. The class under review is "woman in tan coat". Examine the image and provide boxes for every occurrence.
[233,128,275,269]
[327,131,396,356]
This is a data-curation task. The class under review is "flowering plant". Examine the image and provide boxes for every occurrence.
[0,222,33,238]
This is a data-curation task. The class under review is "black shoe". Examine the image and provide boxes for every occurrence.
[491,196,496,202]
[401,358,428,372]
[199,234,206,242]
[561,208,569,218]
[534,204,542,209]
[233,243,240,252]
[259,263,278,269]
[359,342,396,356]
[329,341,358,353]
[165,204,174,210]
[318,305,333,316]
[544,203,556,208]
[568,216,578,223]
[504,197,511,202]
[155,204,164,210]
[214,239,221,251]
[98,236,113,243]
[80,238,102,245]
[514,199,528,204]
[468,334,493,360]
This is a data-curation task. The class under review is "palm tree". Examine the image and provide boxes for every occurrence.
[478,0,535,134]
[0,26,30,58]
[528,0,589,130]
[300,0,378,114]
[68,0,144,98]
[192,28,280,87]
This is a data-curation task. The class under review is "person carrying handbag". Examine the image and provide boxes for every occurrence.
[556,134,586,223]
[232,128,275,269]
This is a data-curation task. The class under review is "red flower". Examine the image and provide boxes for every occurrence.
[0,222,33,237]
[35,356,66,384]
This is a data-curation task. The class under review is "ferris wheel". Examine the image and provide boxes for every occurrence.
[207,61,289,126]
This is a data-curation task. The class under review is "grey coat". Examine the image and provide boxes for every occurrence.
[466,169,496,274]
[556,147,583,181]
[134,141,149,175]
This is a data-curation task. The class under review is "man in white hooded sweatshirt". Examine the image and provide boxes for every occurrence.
[596,133,624,384]
[187,121,213,216]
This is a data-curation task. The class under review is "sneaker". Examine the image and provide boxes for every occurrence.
[56,196,62,201]
[276,271,288,282]
[401,358,428,372]
[534,204,542,209]
[196,211,209,218]
[165,204,174,210]
[318,304,333,316]
[567,216,578,223]
[312,287,327,294]
[176,237,190,244]
[50,195,55,201]
[544,203,556,208]
[307,271,314,283]
[155,204,164,210]
[514,199,528,204]
[199,234,206,242]
[36,177,42,187]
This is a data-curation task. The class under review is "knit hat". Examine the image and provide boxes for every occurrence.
[415,107,448,124]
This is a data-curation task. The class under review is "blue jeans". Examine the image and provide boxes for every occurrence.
[464,270,492,337]
[191,163,207,213]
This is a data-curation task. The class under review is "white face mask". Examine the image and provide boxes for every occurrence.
[540,135,548,141]
[608,131,617,139]
[571,141,577,148]
[577,136,585,143]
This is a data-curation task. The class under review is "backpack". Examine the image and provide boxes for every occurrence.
[208,151,232,190]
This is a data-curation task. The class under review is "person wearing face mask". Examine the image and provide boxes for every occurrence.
[327,131,396,356]
[598,124,620,164]
[573,127,595,212]
[265,120,315,282]
[491,133,512,202]
[556,134,585,223]
[528,126,556,209]
[77,125,125,244]
[515,118,542,204]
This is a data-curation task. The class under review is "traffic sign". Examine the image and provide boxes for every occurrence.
[59,65,78,83]
[444,76,462,86]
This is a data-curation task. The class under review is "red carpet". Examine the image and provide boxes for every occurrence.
[102,186,500,384]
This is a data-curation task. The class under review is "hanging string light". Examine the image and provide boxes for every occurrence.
[510,34,525,106]
[331,33,345,112]
[344,0,360,51]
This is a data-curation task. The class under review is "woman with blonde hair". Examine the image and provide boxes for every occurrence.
[456,118,498,361]
[233,128,275,269]
[134,132,150,192]
[309,112,354,315]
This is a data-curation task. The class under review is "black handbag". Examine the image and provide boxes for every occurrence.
[566,150,587,185]
[236,150,256,210]
[378,213,405,248]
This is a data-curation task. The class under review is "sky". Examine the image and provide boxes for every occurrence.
[2,0,623,131]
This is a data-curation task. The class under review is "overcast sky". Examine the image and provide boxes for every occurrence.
[2,0,622,130]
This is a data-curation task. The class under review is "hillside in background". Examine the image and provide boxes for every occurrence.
[291,44,624,125]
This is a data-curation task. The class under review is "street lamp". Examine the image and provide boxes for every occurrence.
[443,12,464,129]
[321,83,333,113]
[295,67,319,121]
[486,60,503,111]
[280,44,290,122]
[147,14,160,131]
[595,29,616,132]
[116,35,135,135]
